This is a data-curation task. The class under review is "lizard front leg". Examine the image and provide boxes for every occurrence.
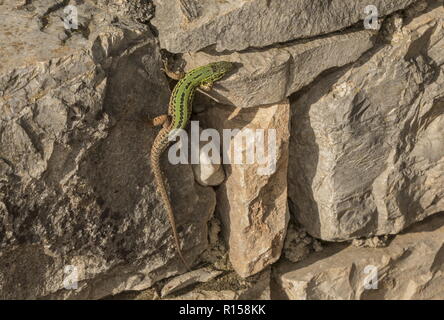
[199,81,213,92]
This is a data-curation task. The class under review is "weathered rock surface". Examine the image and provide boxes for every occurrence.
[169,268,271,300]
[197,100,290,277]
[283,222,323,263]
[108,268,272,300]
[114,265,271,300]
[160,267,223,297]
[0,0,215,299]
[288,4,444,240]
[192,128,226,186]
[151,0,418,53]
[275,213,444,300]
[95,0,155,23]
[182,30,375,108]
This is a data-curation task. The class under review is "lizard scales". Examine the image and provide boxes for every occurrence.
[150,61,233,269]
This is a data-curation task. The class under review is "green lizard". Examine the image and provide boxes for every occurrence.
[150,61,233,269]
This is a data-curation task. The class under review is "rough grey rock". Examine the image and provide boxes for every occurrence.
[288,5,444,240]
[275,213,444,300]
[170,289,238,300]
[237,267,271,300]
[160,267,223,297]
[151,0,418,53]
[0,0,215,299]
[182,30,375,108]
[168,268,271,300]
[95,0,155,23]
[192,128,226,186]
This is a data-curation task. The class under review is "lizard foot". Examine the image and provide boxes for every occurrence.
[199,81,213,92]
[147,114,170,127]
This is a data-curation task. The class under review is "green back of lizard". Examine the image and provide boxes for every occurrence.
[150,61,233,269]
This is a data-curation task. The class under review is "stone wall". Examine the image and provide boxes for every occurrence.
[0,0,443,299]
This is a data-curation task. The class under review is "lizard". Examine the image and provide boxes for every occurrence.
[149,61,233,270]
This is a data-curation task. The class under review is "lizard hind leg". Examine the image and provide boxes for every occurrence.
[147,114,170,127]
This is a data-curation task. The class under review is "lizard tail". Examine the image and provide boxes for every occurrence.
[150,134,191,271]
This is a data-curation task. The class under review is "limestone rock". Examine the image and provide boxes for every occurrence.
[95,0,155,23]
[181,30,375,108]
[168,268,271,300]
[151,0,418,53]
[192,128,226,186]
[275,213,444,300]
[288,5,444,240]
[197,100,290,277]
[161,268,223,297]
[0,0,215,299]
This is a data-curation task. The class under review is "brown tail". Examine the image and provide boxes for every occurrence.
[150,133,191,271]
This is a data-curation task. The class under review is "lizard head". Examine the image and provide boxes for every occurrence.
[206,61,234,82]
